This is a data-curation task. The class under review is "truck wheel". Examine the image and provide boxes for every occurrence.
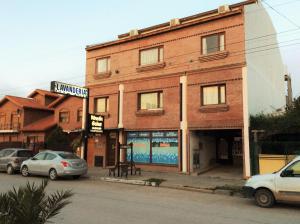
[255,189,275,208]
[7,165,14,175]
[49,169,58,181]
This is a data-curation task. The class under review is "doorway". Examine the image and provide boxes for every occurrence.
[107,132,117,166]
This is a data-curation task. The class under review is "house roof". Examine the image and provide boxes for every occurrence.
[0,95,53,111]
[86,0,257,51]
[47,95,68,108]
[22,116,56,132]
[28,89,61,98]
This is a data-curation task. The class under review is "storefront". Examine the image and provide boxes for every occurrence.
[126,131,179,166]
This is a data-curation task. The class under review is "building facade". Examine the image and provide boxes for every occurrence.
[0,89,83,153]
[85,0,285,177]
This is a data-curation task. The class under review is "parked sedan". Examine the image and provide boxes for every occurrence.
[21,150,88,180]
[244,156,300,207]
[0,148,33,174]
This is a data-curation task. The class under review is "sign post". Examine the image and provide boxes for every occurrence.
[50,81,90,160]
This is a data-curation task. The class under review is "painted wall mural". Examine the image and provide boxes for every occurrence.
[126,131,178,165]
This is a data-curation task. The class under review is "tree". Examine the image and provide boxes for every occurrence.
[250,96,300,134]
[0,180,73,224]
[45,126,71,151]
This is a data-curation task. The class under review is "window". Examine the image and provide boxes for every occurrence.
[17,150,33,158]
[59,111,69,123]
[127,131,178,165]
[33,152,46,160]
[95,97,109,113]
[58,153,80,159]
[139,92,163,110]
[96,57,110,74]
[77,108,83,122]
[202,33,225,55]
[45,153,57,160]
[140,47,163,66]
[202,85,226,106]
[285,161,300,177]
[3,150,14,157]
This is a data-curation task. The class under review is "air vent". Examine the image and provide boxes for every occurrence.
[218,5,230,14]
[129,29,139,37]
[170,18,180,26]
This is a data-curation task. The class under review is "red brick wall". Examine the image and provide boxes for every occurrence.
[23,109,53,126]
[54,97,83,131]
[187,66,244,129]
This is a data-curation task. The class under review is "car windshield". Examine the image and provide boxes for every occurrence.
[58,153,80,160]
[17,150,33,157]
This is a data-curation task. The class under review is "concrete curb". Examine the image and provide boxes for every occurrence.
[99,177,245,197]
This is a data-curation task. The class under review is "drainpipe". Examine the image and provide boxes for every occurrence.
[180,75,188,173]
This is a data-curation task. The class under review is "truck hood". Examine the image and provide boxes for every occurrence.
[246,173,276,186]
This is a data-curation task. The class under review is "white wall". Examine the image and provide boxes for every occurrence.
[190,132,216,172]
[244,1,286,115]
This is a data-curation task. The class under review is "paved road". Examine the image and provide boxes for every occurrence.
[0,174,299,224]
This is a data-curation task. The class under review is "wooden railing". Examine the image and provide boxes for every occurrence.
[0,123,21,130]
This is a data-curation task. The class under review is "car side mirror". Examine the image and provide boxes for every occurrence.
[31,157,37,161]
[281,169,294,177]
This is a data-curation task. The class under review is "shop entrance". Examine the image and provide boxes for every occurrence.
[107,132,117,166]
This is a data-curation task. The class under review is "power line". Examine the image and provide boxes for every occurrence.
[262,0,300,29]
[1,0,300,95]
[1,37,299,96]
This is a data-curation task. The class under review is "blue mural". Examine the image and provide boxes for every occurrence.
[127,131,178,165]
[127,137,150,163]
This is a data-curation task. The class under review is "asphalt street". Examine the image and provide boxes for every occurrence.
[0,174,299,224]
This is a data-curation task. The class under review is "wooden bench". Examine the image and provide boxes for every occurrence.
[131,162,141,175]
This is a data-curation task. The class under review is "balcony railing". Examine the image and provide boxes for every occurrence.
[0,123,21,131]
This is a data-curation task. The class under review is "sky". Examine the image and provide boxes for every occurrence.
[0,0,299,98]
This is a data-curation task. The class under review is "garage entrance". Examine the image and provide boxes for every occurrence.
[190,129,243,178]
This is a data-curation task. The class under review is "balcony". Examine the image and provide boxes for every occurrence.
[0,123,21,133]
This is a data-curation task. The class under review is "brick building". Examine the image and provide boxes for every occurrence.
[0,89,83,153]
[85,0,285,177]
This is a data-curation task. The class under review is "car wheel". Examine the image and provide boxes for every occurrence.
[6,165,14,175]
[255,188,275,208]
[49,169,58,181]
[21,166,29,177]
[72,175,80,180]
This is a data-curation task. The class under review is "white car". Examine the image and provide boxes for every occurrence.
[244,156,300,207]
[21,150,88,180]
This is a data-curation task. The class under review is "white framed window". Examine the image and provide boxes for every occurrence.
[140,47,163,66]
[95,97,109,113]
[202,85,226,105]
[96,57,110,74]
[202,33,225,55]
[139,92,163,110]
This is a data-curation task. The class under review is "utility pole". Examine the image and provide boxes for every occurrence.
[284,74,293,107]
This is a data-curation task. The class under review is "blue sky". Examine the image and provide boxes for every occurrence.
[0,0,299,98]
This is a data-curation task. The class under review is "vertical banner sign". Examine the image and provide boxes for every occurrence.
[50,81,88,98]
[88,114,104,133]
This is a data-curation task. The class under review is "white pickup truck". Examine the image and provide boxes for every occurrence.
[244,156,300,207]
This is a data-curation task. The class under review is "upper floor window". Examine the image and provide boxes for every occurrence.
[77,108,83,122]
[201,84,226,106]
[95,97,109,113]
[202,33,225,55]
[138,92,163,110]
[59,110,70,123]
[96,57,110,74]
[140,47,163,66]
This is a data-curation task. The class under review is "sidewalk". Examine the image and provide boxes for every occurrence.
[87,167,246,196]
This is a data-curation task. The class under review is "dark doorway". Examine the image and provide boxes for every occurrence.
[107,132,117,166]
[216,137,233,165]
